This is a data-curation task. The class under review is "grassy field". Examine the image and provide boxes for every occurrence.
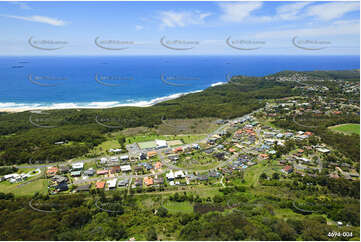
[0,178,47,196]
[156,118,219,135]
[163,201,194,214]
[329,123,360,135]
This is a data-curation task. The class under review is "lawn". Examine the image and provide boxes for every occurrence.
[329,123,360,135]
[0,178,48,197]
[163,201,194,214]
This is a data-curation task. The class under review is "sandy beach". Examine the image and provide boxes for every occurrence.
[0,89,203,113]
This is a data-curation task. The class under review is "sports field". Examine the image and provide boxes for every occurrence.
[138,140,158,149]
[329,123,360,135]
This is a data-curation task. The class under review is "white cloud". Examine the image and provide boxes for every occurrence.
[218,2,359,24]
[159,10,211,28]
[253,19,360,39]
[306,2,360,21]
[10,1,32,10]
[0,15,67,26]
[135,25,144,31]
[219,2,263,23]
[276,2,312,20]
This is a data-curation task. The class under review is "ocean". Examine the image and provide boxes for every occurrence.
[0,55,359,110]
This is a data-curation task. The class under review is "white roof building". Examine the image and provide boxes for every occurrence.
[107,179,117,188]
[100,157,108,164]
[120,155,129,160]
[166,170,175,180]
[155,139,168,148]
[109,148,122,153]
[316,148,330,153]
[192,143,200,149]
[72,162,84,170]
[174,170,185,178]
[110,156,119,162]
[4,173,19,180]
[120,165,132,172]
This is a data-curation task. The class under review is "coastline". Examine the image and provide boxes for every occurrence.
[0,89,205,113]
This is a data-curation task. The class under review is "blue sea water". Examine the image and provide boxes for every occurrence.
[0,55,359,110]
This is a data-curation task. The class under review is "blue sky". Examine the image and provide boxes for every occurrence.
[0,1,359,55]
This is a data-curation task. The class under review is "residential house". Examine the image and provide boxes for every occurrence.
[84,168,95,176]
[75,184,91,192]
[139,152,147,160]
[58,165,70,174]
[154,177,164,185]
[120,165,132,172]
[110,156,119,162]
[96,169,109,175]
[52,175,68,184]
[144,163,153,170]
[118,178,129,187]
[72,162,84,171]
[316,148,330,153]
[173,147,183,153]
[109,148,122,153]
[147,151,157,159]
[166,170,175,181]
[120,155,129,162]
[192,143,200,149]
[47,166,58,177]
[282,165,293,174]
[155,162,162,169]
[134,178,142,187]
[144,177,154,186]
[111,166,121,174]
[96,181,106,189]
[134,166,143,173]
[174,170,185,179]
[100,157,108,164]
[107,179,117,189]
[56,182,68,192]
[71,171,81,177]
[259,154,269,160]
[168,154,179,162]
